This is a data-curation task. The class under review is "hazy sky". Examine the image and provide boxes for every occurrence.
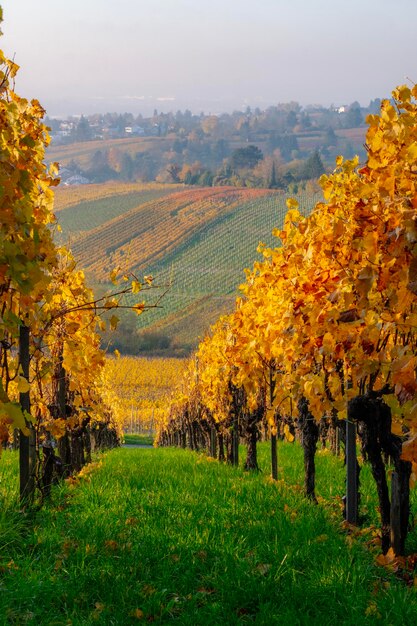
[1,0,416,116]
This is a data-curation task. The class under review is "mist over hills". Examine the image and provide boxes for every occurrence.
[44,92,382,119]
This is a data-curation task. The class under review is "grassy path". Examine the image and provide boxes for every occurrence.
[1,444,417,624]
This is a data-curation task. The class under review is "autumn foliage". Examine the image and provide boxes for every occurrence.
[0,25,156,498]
[158,84,417,553]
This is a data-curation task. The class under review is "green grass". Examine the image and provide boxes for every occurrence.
[1,442,417,624]
[0,450,32,583]
[123,433,154,446]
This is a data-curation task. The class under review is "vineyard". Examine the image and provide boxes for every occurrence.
[5,17,417,623]
[55,183,320,351]
[103,355,187,434]
[133,187,321,344]
[157,84,417,563]
[64,187,280,279]
[54,182,183,236]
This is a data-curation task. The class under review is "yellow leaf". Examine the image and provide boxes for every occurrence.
[109,315,119,330]
[391,421,403,436]
[286,198,299,210]
[131,609,144,620]
[131,280,141,294]
[110,268,119,284]
[66,321,80,334]
[16,376,30,394]
[0,402,29,434]
[49,418,67,439]
[407,143,417,162]
[133,302,145,315]
[104,299,118,309]
[321,332,335,355]
[284,424,295,443]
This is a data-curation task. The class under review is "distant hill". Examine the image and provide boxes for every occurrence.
[55,182,321,355]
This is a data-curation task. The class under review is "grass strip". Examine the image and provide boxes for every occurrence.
[0,444,416,624]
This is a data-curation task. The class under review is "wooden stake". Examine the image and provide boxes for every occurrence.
[19,324,36,504]
[390,471,402,555]
[271,432,278,480]
[346,419,358,524]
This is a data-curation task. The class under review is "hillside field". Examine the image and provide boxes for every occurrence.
[55,182,321,355]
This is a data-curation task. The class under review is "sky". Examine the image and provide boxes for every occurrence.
[1,0,417,117]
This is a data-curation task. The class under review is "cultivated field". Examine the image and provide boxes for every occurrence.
[55,183,321,352]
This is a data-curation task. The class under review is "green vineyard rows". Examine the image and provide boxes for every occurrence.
[65,187,277,282]
[132,188,322,342]
[58,184,320,351]
[55,186,181,236]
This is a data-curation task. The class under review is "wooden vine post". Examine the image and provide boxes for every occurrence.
[345,417,358,524]
[271,429,278,481]
[56,351,71,477]
[232,413,239,466]
[390,472,401,555]
[19,324,36,504]
[210,426,217,458]
[270,372,278,480]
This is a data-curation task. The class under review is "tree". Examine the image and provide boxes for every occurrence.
[343,103,363,128]
[74,115,92,142]
[324,126,337,147]
[266,133,299,161]
[302,151,325,179]
[231,145,263,170]
[212,139,230,163]
[86,150,118,182]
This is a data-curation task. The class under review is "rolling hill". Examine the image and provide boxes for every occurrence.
[54,182,321,354]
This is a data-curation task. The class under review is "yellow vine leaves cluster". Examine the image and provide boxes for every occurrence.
[0,28,58,442]
[160,84,417,466]
[0,26,153,452]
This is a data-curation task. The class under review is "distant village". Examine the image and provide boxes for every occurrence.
[46,98,380,187]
